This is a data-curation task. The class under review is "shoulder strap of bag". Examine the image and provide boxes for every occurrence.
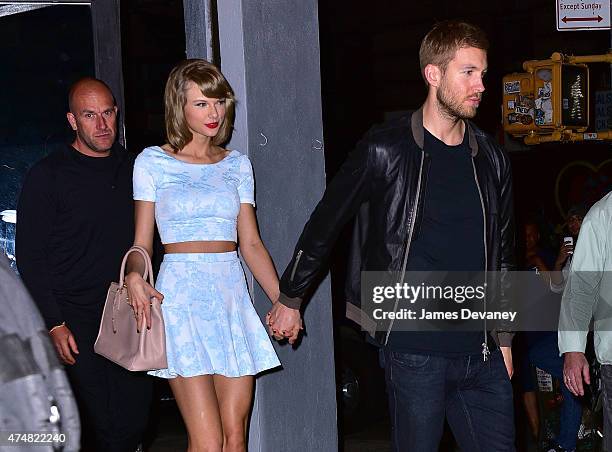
[118,246,155,287]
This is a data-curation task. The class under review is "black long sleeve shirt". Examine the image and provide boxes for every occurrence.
[387,128,485,356]
[16,144,135,329]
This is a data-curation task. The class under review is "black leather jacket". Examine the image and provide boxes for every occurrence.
[279,108,516,348]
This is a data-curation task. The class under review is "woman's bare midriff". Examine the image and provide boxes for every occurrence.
[164,241,237,254]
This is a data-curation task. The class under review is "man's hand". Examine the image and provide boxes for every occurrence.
[266,302,302,345]
[563,351,590,396]
[49,325,79,365]
[500,346,513,379]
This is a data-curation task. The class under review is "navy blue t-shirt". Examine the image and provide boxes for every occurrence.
[388,128,486,355]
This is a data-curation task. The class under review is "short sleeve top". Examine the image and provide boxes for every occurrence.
[133,146,255,244]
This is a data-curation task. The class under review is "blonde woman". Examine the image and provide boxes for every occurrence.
[126,59,282,451]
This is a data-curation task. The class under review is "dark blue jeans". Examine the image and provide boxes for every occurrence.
[526,334,582,450]
[601,365,612,452]
[383,348,515,452]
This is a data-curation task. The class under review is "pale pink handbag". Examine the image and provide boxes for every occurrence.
[94,245,167,371]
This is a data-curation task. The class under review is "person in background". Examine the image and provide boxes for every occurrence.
[550,205,587,294]
[16,78,152,451]
[519,221,551,443]
[524,221,554,276]
[519,220,582,452]
[558,193,612,451]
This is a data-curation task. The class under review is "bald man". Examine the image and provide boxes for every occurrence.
[17,78,152,451]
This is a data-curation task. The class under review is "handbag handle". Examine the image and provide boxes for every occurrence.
[118,245,155,288]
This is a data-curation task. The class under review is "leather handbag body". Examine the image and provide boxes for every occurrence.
[94,245,167,371]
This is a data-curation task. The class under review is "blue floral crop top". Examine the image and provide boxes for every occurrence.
[133,146,255,244]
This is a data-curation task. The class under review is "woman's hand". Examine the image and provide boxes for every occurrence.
[266,302,303,345]
[125,271,164,331]
[555,242,573,269]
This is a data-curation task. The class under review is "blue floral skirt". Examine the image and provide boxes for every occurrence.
[148,252,281,379]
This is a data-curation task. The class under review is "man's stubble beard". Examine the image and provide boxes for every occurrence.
[77,129,115,154]
[436,78,479,121]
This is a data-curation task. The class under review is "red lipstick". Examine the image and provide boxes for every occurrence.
[205,122,219,129]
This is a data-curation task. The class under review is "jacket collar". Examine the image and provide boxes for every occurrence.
[410,106,479,157]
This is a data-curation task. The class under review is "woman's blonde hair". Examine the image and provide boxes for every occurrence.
[164,59,235,151]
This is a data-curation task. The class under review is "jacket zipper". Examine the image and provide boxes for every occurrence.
[290,250,304,282]
[471,158,490,362]
[385,151,425,344]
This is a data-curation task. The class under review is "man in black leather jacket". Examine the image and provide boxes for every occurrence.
[268,20,516,451]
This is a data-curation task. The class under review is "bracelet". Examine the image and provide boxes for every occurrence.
[49,322,66,334]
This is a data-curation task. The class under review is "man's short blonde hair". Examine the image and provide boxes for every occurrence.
[419,20,489,85]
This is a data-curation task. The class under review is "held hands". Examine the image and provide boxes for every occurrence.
[563,351,590,396]
[49,324,79,365]
[125,271,164,332]
[266,302,303,345]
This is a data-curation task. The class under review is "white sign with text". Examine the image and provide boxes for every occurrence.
[556,0,611,30]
